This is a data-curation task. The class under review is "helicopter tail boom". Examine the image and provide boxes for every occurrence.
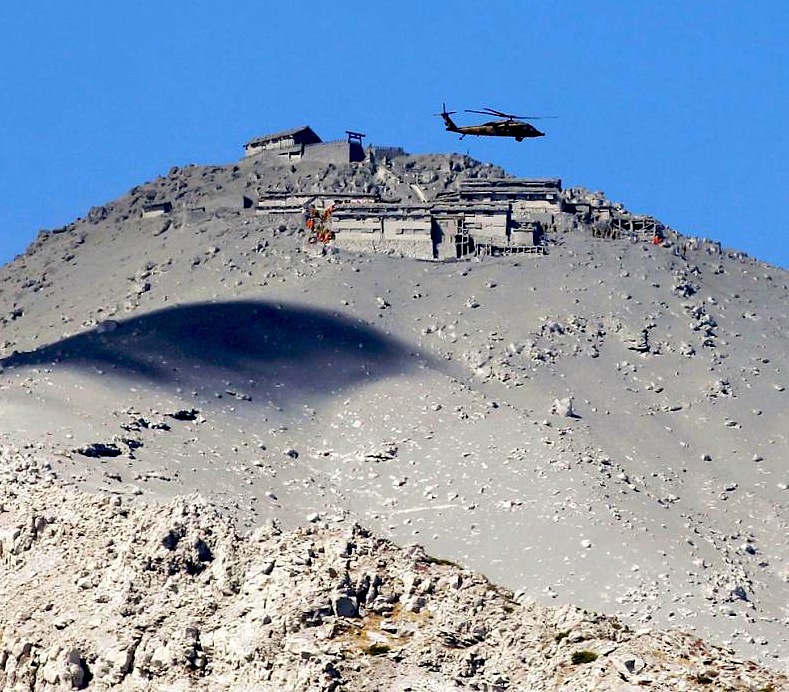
[436,103,459,132]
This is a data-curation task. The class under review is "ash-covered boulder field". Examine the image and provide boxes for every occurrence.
[0,142,787,690]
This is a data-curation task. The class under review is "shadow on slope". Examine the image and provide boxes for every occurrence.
[1,300,421,401]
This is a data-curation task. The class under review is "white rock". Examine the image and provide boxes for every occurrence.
[551,397,575,418]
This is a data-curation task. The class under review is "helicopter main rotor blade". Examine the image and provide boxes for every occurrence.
[480,107,511,117]
[469,107,557,120]
[466,108,530,119]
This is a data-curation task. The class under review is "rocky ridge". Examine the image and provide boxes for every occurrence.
[1,446,785,691]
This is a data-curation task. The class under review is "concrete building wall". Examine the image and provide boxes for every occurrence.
[302,141,349,164]
[301,141,365,164]
[382,216,432,239]
[465,211,509,243]
[333,217,383,236]
[332,207,434,259]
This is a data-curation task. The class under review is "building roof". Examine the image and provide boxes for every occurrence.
[141,201,173,211]
[244,126,321,149]
[460,178,562,190]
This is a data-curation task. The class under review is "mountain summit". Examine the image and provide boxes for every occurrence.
[0,141,787,689]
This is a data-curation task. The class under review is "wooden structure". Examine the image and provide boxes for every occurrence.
[243,126,322,158]
[141,201,173,218]
[610,214,665,240]
[593,214,666,241]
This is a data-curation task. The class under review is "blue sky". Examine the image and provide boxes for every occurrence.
[1,1,787,268]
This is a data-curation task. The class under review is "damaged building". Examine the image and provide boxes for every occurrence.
[243,127,366,164]
[253,178,553,260]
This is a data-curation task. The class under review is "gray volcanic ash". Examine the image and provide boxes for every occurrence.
[0,143,787,689]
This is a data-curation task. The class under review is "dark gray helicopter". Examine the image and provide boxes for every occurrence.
[437,105,553,141]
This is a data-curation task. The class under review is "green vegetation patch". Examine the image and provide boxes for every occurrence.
[571,650,599,665]
[364,643,392,656]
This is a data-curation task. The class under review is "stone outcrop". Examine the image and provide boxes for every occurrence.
[0,447,785,691]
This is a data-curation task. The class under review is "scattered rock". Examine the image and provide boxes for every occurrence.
[76,442,122,458]
[168,409,200,422]
[551,397,577,418]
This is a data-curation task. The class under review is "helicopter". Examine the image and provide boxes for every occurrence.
[436,104,552,141]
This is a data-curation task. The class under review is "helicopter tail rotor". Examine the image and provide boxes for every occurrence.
[435,103,459,133]
[434,102,457,117]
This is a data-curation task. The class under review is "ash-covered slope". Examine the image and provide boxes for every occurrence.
[1,151,788,681]
[1,449,785,691]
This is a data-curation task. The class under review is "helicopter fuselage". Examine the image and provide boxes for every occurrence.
[450,119,544,140]
[439,110,544,141]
